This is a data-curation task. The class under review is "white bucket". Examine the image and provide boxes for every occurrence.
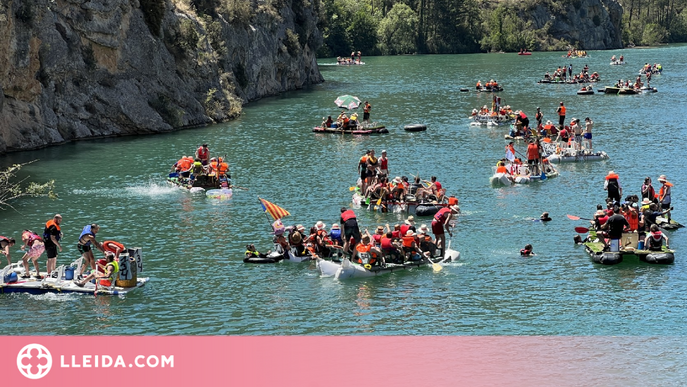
[610,239,620,252]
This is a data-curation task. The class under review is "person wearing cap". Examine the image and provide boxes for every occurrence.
[312,221,331,257]
[417,225,437,257]
[352,232,382,267]
[640,197,653,212]
[379,150,388,177]
[604,171,622,205]
[641,177,656,203]
[195,144,210,165]
[340,207,361,256]
[288,225,305,256]
[535,107,543,128]
[431,205,459,256]
[43,214,63,275]
[556,102,566,128]
[390,176,406,201]
[657,175,674,221]
[400,215,416,237]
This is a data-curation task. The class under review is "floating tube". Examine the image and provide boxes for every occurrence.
[404,124,427,132]
[642,252,675,264]
[415,204,442,217]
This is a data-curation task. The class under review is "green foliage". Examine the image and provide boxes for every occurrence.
[140,0,166,37]
[377,3,418,55]
[348,9,378,54]
[0,161,56,211]
[284,29,302,56]
[178,18,200,54]
[641,23,667,45]
[218,0,253,26]
[480,5,535,52]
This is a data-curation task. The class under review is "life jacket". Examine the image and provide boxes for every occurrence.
[380,157,388,170]
[659,182,673,202]
[381,237,393,250]
[208,161,219,174]
[316,229,329,245]
[558,106,566,116]
[649,231,664,250]
[197,146,208,160]
[400,224,410,236]
[103,240,125,254]
[496,166,508,173]
[606,175,619,194]
[245,250,259,258]
[364,104,371,113]
[520,249,532,256]
[176,157,192,171]
[100,260,119,284]
[43,219,61,242]
[402,235,415,248]
[192,161,203,174]
[448,197,458,206]
[341,210,356,223]
[218,162,229,174]
[0,235,11,247]
[625,211,639,231]
[22,230,42,247]
[78,225,95,246]
[527,143,539,160]
[434,207,451,223]
[329,229,342,243]
[355,244,377,265]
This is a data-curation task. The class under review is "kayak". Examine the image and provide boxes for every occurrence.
[1,250,148,296]
[582,230,675,265]
[316,248,460,280]
[312,125,388,135]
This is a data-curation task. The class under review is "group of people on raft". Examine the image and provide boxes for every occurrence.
[583,172,675,252]
[496,139,556,179]
[170,144,231,188]
[247,204,460,267]
[610,55,625,65]
[322,102,372,130]
[337,51,363,65]
[470,97,517,124]
[355,149,455,208]
[475,79,502,92]
[1,214,127,287]
[612,76,647,91]
[640,63,662,75]
[565,49,588,58]
[542,64,599,83]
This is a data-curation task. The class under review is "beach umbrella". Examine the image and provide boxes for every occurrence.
[334,95,361,110]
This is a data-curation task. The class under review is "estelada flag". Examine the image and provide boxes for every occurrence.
[259,197,290,220]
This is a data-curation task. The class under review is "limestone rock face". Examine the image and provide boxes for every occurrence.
[528,0,623,50]
[0,0,324,153]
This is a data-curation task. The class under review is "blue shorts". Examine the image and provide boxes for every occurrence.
[583,133,592,139]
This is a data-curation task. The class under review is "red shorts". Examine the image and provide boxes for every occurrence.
[431,221,444,236]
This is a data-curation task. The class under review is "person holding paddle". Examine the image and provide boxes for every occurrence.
[431,205,459,257]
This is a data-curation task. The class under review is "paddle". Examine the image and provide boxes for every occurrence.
[567,214,592,221]
[232,185,249,191]
[575,227,590,233]
[427,254,442,272]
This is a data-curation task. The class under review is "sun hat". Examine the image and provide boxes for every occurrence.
[405,230,415,236]
[658,175,667,182]
[331,224,340,229]
[641,198,652,205]
[405,216,415,224]
[297,224,305,231]
[450,205,460,213]
[316,221,326,230]
[419,224,429,232]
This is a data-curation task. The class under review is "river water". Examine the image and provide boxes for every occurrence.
[2,45,687,349]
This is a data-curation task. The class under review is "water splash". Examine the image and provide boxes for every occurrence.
[73,181,180,198]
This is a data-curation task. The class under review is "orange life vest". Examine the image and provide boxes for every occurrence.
[103,240,125,254]
[355,244,377,265]
[558,106,566,116]
[496,166,508,173]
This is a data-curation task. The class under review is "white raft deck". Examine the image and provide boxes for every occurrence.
[317,247,460,280]
[0,249,148,296]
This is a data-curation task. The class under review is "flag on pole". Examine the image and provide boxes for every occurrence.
[259,197,290,220]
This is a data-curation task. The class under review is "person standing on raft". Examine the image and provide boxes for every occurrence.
[604,171,622,205]
[556,102,566,129]
[431,205,460,257]
[657,175,673,222]
[340,207,361,257]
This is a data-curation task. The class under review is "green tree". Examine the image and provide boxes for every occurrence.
[0,161,56,210]
[377,3,418,54]
[348,9,378,54]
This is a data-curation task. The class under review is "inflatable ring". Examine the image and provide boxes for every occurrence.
[364,264,372,269]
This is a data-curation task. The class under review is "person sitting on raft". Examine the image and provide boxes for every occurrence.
[323,116,334,128]
[75,252,118,287]
[352,233,382,267]
[245,244,272,259]
[401,230,423,261]
[520,244,534,256]
[417,225,437,257]
[644,224,669,251]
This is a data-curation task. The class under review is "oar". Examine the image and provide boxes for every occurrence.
[567,214,592,221]
[232,185,249,191]
[575,227,590,233]
[427,254,442,272]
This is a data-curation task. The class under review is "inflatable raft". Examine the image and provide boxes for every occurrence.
[546,150,609,163]
[583,232,674,265]
[312,125,388,135]
[404,124,427,132]
[316,248,460,280]
[354,193,449,216]
[0,250,148,295]
[577,89,594,95]
[490,164,558,186]
[206,188,233,199]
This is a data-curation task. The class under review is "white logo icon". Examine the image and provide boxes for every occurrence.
[17,344,52,379]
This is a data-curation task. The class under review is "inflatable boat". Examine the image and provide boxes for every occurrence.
[546,150,609,163]
[404,124,427,132]
[312,125,388,135]
[354,193,449,216]
[583,231,674,265]
[316,248,460,280]
[490,164,558,186]
[206,188,233,199]
[577,88,594,95]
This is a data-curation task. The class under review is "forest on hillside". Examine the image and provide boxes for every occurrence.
[316,0,687,56]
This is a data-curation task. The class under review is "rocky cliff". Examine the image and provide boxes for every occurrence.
[525,0,623,50]
[0,0,323,153]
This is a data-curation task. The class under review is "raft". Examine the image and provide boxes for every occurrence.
[610,60,625,65]
[577,89,594,95]
[584,241,675,265]
[415,203,444,217]
[618,87,639,95]
[640,86,658,93]
[404,124,427,132]
[546,150,609,163]
[316,248,460,280]
[312,125,388,135]
[243,252,285,264]
[518,52,532,55]
[355,194,450,216]
[167,174,229,190]
[476,86,504,92]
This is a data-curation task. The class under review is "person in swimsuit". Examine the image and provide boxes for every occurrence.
[77,224,104,277]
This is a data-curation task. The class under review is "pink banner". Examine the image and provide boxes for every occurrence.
[2,336,677,386]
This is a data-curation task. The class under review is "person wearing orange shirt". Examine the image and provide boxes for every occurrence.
[657,175,673,221]
[556,101,566,128]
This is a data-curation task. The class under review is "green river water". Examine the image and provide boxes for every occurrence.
[2,45,687,349]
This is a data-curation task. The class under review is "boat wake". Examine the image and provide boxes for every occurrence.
[73,182,180,198]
